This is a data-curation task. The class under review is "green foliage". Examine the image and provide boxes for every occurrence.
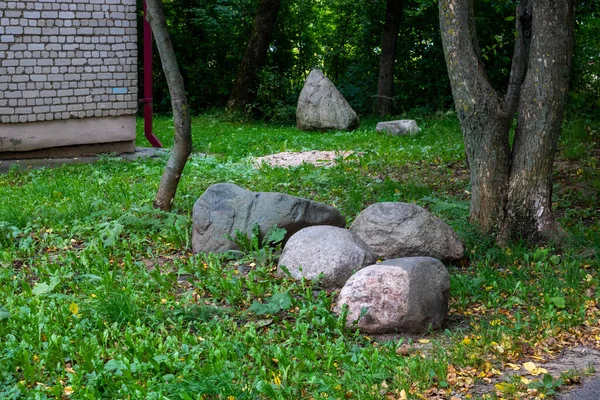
[145,0,597,121]
[248,291,292,315]
[569,1,600,118]
[0,306,10,321]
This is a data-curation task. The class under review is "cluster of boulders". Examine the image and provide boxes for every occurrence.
[192,183,463,334]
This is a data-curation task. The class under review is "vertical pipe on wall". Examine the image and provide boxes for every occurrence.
[143,0,162,148]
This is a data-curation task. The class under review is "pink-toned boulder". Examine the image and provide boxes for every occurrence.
[335,257,449,334]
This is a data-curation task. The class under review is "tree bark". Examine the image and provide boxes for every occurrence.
[439,0,575,242]
[227,0,281,113]
[504,0,532,117]
[501,0,575,242]
[375,0,404,116]
[439,0,511,232]
[146,0,192,212]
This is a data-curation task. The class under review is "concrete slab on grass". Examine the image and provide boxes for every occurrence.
[0,147,168,173]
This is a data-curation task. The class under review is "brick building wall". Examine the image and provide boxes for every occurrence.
[0,0,138,157]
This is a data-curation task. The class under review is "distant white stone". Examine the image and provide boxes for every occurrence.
[376,120,420,136]
[296,69,359,131]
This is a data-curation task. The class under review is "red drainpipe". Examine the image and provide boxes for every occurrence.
[142,0,162,148]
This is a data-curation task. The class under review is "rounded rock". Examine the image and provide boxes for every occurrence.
[277,226,377,288]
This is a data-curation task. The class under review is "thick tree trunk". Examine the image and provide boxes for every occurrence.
[439,0,575,242]
[375,0,404,116]
[227,0,281,113]
[439,0,511,232]
[145,0,192,212]
[501,0,575,242]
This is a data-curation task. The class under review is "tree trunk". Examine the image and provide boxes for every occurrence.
[145,0,192,212]
[439,0,511,232]
[501,0,575,242]
[375,0,404,116]
[504,0,532,117]
[439,0,575,242]
[227,0,281,113]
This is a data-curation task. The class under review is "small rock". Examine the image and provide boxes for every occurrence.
[396,343,411,356]
[296,69,359,131]
[375,120,420,136]
[350,202,464,262]
[277,226,377,288]
[335,257,450,334]
[192,183,346,254]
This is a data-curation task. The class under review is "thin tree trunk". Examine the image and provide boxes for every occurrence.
[439,0,511,232]
[227,0,281,113]
[504,0,532,117]
[501,0,575,242]
[375,0,403,116]
[145,0,192,212]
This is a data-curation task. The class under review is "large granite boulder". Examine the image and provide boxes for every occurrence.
[296,69,359,131]
[277,226,377,288]
[335,257,449,334]
[350,202,464,262]
[192,183,346,254]
[376,120,420,136]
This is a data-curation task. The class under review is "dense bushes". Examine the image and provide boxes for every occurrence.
[139,0,599,119]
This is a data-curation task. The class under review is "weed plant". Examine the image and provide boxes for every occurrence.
[0,113,598,399]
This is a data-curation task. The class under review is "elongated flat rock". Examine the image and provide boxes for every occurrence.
[192,183,346,254]
[376,120,420,136]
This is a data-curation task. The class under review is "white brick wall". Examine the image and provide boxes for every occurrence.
[0,0,138,124]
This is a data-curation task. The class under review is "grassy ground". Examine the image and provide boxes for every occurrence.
[0,112,599,399]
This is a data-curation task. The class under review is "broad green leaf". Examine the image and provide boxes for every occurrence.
[101,222,124,247]
[264,226,286,246]
[550,296,566,308]
[494,35,503,42]
[505,16,515,21]
[32,277,60,296]
[270,291,292,310]
[0,306,11,321]
[75,274,102,281]
[249,301,280,316]
[104,359,126,371]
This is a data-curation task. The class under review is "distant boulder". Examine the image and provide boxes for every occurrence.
[376,120,420,136]
[335,257,450,334]
[277,226,377,288]
[296,69,359,131]
[192,183,346,254]
[350,202,464,262]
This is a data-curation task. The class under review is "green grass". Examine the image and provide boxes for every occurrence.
[1,112,599,399]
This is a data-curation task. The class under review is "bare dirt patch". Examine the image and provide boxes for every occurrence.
[253,150,355,168]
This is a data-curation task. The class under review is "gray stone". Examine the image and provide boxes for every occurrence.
[376,120,420,136]
[277,226,377,288]
[350,202,464,262]
[192,183,346,254]
[335,257,449,334]
[296,69,359,131]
